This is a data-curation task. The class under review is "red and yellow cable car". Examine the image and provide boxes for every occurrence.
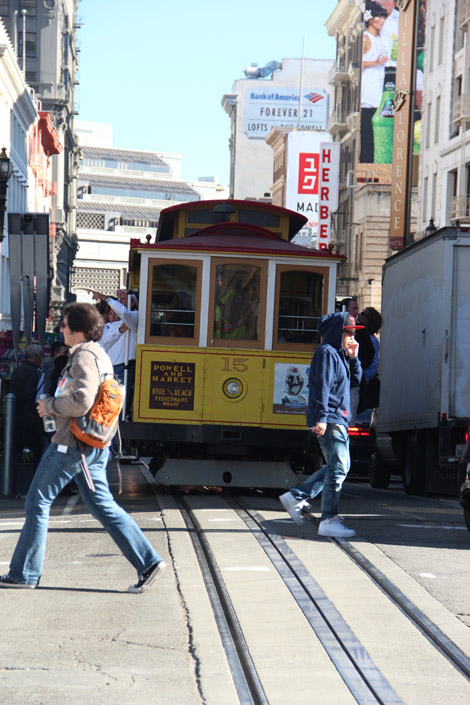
[122,199,344,489]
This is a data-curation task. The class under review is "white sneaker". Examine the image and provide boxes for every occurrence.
[318,516,356,538]
[279,492,307,525]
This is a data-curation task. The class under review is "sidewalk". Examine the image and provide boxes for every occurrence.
[0,461,200,705]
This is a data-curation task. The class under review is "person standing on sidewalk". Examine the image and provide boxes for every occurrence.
[0,303,165,593]
[279,312,363,538]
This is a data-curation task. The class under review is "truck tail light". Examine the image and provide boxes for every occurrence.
[348,427,370,438]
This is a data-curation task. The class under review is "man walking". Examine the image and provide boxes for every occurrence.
[279,312,363,538]
[10,344,44,473]
[0,303,165,592]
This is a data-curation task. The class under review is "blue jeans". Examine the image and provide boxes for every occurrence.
[291,424,350,521]
[8,443,162,586]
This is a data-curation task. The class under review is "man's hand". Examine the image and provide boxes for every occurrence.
[91,290,107,302]
[311,422,327,437]
[36,399,46,418]
[345,338,359,358]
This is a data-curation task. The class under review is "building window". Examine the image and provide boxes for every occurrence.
[25,71,37,84]
[18,31,37,57]
[423,176,428,223]
[425,101,431,149]
[20,0,37,16]
[434,96,441,144]
[0,1,9,14]
[430,24,435,72]
[77,212,106,230]
[431,173,438,218]
[447,169,457,223]
[438,16,445,65]
[70,267,121,296]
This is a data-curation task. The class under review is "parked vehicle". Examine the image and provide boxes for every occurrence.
[372,226,470,496]
[459,420,470,533]
[348,408,372,478]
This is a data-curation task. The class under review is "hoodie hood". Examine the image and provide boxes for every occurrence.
[318,312,351,350]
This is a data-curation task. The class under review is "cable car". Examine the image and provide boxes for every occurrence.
[121,199,344,489]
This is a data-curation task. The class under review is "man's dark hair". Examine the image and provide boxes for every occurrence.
[95,300,110,315]
[362,307,383,334]
[63,303,104,341]
[51,340,67,356]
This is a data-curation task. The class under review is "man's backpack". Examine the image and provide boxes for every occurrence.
[70,355,125,449]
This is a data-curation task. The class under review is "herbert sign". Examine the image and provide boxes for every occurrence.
[149,361,195,411]
[286,131,340,249]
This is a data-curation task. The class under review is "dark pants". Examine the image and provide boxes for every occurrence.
[113,360,135,417]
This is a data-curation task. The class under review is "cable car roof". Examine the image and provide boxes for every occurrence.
[130,221,344,260]
[155,199,309,242]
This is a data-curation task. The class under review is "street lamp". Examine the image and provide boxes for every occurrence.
[424,217,437,238]
[0,147,13,242]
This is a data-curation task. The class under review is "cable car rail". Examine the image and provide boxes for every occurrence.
[175,493,405,705]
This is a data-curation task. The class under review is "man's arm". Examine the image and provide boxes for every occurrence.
[91,291,138,332]
[40,351,100,419]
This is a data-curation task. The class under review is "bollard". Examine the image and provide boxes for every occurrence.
[2,393,15,496]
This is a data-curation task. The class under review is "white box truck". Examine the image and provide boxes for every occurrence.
[370,226,470,495]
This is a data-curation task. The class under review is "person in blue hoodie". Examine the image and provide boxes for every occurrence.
[279,312,363,538]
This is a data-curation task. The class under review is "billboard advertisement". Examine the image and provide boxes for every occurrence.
[359,0,426,165]
[244,87,329,139]
[286,131,340,249]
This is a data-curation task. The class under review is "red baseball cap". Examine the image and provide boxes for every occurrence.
[344,313,365,330]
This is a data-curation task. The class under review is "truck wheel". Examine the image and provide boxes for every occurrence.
[403,437,425,495]
[370,449,391,488]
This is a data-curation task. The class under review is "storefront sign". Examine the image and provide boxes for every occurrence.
[286,131,339,249]
[318,142,340,250]
[149,361,195,410]
[244,87,328,139]
[390,0,419,249]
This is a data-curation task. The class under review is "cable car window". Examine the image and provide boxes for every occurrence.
[146,261,201,343]
[275,268,326,349]
[237,209,281,228]
[208,260,267,349]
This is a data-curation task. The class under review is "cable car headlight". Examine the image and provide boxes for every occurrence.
[223,378,243,399]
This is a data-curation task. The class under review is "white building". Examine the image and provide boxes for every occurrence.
[72,122,228,299]
[0,19,37,330]
[419,0,469,231]
[222,57,334,201]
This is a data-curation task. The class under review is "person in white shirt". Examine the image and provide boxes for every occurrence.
[92,290,138,415]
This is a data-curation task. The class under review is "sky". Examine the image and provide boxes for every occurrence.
[77,0,338,185]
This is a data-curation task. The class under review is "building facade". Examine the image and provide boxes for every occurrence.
[419,0,468,231]
[222,58,334,201]
[73,122,229,299]
[0,18,37,330]
[0,0,81,322]
[325,0,424,309]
